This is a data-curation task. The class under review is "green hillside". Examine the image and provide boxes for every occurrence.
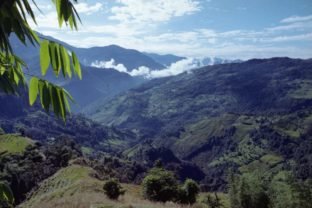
[0,134,34,156]
[21,164,226,208]
[91,58,312,190]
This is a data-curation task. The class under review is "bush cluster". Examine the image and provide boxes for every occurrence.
[103,179,125,200]
[142,166,200,204]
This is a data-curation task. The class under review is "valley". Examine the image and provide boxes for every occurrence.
[1,50,312,207]
[1,2,312,206]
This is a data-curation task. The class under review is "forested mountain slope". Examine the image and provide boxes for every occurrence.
[91,57,312,189]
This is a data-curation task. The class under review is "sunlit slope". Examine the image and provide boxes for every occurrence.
[0,134,34,156]
[91,58,312,190]
[20,164,225,208]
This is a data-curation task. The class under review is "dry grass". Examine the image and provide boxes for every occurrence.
[21,187,204,208]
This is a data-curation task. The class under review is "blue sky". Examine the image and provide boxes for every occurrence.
[30,0,312,59]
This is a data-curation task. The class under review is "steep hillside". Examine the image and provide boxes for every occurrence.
[0,91,139,154]
[92,57,312,134]
[91,58,312,190]
[62,66,145,112]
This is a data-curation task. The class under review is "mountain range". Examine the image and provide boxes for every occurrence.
[10,34,240,112]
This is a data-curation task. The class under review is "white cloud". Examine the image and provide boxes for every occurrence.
[29,11,59,30]
[91,59,128,73]
[110,0,201,24]
[75,2,103,15]
[90,58,201,79]
[281,15,312,23]
[129,66,151,76]
[267,21,312,31]
[257,33,312,42]
[149,58,200,78]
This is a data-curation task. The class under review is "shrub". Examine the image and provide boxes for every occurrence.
[0,127,5,135]
[103,179,125,200]
[142,167,178,202]
[176,179,200,205]
[204,193,223,208]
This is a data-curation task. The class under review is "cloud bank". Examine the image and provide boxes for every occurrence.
[91,58,202,79]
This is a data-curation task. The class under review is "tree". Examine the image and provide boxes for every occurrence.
[228,171,270,208]
[176,179,200,205]
[0,0,82,120]
[142,167,178,202]
[103,179,125,200]
[228,171,240,208]
[269,173,312,208]
[204,193,224,208]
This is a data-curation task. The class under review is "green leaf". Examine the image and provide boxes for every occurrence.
[55,0,64,27]
[49,84,60,116]
[49,42,61,76]
[40,40,50,76]
[40,80,51,111]
[29,77,39,105]
[72,52,81,79]
[63,92,71,112]
[0,182,14,205]
[57,88,66,120]
[60,46,71,78]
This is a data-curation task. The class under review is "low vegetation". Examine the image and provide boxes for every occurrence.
[142,166,179,202]
[19,163,219,208]
[142,163,200,205]
[228,170,312,208]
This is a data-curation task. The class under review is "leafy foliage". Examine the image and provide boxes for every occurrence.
[29,77,74,120]
[0,182,14,207]
[103,179,125,200]
[142,167,178,202]
[142,166,201,204]
[228,171,270,208]
[0,136,82,204]
[269,173,312,208]
[204,193,224,208]
[0,0,82,120]
[228,170,312,208]
[175,179,200,205]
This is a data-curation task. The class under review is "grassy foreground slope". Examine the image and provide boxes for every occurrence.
[20,163,229,208]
